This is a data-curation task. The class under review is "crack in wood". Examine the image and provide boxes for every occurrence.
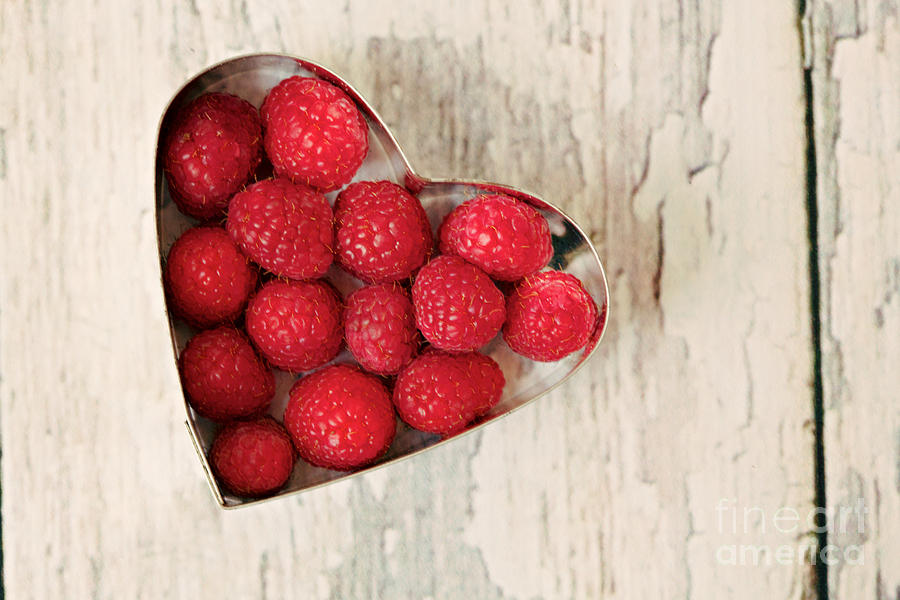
[652,203,664,304]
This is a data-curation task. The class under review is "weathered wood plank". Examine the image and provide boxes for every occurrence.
[0,1,815,598]
[807,1,900,598]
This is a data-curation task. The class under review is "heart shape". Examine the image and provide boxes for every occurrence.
[155,54,610,508]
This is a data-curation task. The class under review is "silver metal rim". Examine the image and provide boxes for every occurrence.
[155,53,611,509]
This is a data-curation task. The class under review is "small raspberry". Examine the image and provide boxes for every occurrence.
[344,283,418,375]
[412,255,506,352]
[438,194,553,281]
[164,226,257,328]
[179,326,275,421]
[284,364,396,470]
[261,76,369,191]
[393,350,505,434]
[245,280,343,372]
[227,178,334,280]
[334,181,433,283]
[164,92,262,220]
[210,417,295,497]
[503,271,598,361]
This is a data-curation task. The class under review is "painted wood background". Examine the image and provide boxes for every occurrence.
[808,0,900,598]
[0,0,895,598]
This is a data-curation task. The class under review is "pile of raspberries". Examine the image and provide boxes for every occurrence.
[163,77,600,498]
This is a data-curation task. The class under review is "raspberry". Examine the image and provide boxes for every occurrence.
[334,181,433,283]
[412,255,506,352]
[393,350,505,434]
[344,283,418,375]
[245,280,342,372]
[503,271,598,361]
[261,76,369,191]
[164,92,262,220]
[179,326,275,421]
[283,364,396,470]
[164,226,257,328]
[438,194,553,281]
[227,178,334,280]
[210,417,294,497]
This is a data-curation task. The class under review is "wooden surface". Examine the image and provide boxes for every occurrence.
[0,1,894,598]
[807,1,900,598]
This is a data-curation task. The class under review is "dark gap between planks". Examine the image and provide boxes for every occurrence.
[799,0,829,598]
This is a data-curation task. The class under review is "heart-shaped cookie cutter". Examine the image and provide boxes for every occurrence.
[155,54,610,508]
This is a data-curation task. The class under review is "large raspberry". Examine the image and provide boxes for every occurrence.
[227,178,333,280]
[261,76,369,192]
[393,350,505,435]
[245,280,342,372]
[164,92,262,220]
[210,417,295,497]
[438,194,553,281]
[179,326,275,421]
[344,283,419,375]
[283,364,396,470]
[503,271,598,361]
[412,255,506,352]
[334,181,433,283]
[164,226,257,328]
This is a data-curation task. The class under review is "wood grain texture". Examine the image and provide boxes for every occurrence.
[807,1,900,598]
[0,1,816,598]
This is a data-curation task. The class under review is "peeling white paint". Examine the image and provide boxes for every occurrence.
[813,7,900,598]
[0,0,829,599]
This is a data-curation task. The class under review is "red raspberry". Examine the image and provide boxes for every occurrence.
[344,283,418,375]
[283,364,396,470]
[412,255,506,352]
[503,271,598,361]
[164,92,262,220]
[227,178,333,280]
[179,326,275,421]
[393,350,505,434]
[334,181,433,283]
[464,352,507,417]
[261,77,369,192]
[210,417,294,497]
[245,280,343,372]
[164,226,257,328]
[438,194,553,281]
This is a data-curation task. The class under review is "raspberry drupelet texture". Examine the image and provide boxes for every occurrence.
[344,283,419,375]
[503,270,598,362]
[393,349,505,435]
[412,255,506,352]
[210,417,295,497]
[261,76,369,192]
[227,178,334,280]
[179,326,275,421]
[164,92,262,220]
[164,226,257,329]
[438,194,553,281]
[283,364,396,470]
[245,279,343,372]
[334,181,433,283]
